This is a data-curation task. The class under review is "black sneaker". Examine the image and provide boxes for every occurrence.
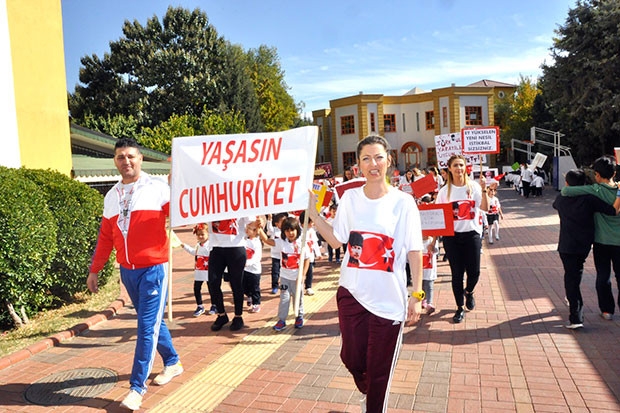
[211,314,229,331]
[465,291,475,310]
[453,308,465,323]
[230,316,244,331]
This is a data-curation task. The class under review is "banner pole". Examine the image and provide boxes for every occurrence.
[167,225,173,322]
[294,209,310,317]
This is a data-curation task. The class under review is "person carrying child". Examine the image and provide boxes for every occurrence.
[182,223,216,316]
[258,217,309,331]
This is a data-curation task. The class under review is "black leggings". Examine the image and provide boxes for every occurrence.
[208,246,246,317]
[442,231,481,308]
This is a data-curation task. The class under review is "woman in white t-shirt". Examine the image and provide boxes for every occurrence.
[436,154,488,324]
[310,135,424,413]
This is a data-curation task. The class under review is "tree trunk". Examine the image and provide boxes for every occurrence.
[20,306,29,324]
[5,301,23,328]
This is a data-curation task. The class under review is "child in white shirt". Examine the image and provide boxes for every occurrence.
[300,211,322,296]
[266,213,287,294]
[243,219,263,313]
[182,223,215,316]
[422,236,439,315]
[259,217,309,331]
[486,186,504,244]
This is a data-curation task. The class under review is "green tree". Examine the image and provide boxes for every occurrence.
[68,7,262,133]
[246,46,298,132]
[540,0,620,164]
[139,110,246,154]
[494,76,539,148]
[82,113,141,141]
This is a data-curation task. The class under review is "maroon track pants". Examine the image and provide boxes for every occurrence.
[337,286,403,413]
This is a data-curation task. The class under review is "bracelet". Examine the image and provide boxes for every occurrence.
[482,190,487,193]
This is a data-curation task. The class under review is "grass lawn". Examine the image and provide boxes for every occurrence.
[0,272,121,358]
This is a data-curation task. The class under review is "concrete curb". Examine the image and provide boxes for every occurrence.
[0,296,127,371]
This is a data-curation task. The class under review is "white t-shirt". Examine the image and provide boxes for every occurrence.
[208,217,256,247]
[436,181,484,234]
[244,237,262,274]
[422,238,438,281]
[271,237,309,281]
[487,196,501,215]
[332,186,423,322]
[183,240,210,282]
[305,227,321,263]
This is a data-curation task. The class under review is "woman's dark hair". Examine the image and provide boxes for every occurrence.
[356,135,390,158]
[281,217,302,240]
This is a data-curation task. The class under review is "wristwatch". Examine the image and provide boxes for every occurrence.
[410,290,425,301]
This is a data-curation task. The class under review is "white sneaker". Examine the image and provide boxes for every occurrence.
[120,389,143,410]
[153,362,183,385]
[305,288,315,296]
[360,395,367,413]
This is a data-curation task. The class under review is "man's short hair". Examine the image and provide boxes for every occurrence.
[115,137,141,151]
[565,169,586,187]
[592,155,616,180]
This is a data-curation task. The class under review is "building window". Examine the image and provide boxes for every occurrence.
[425,111,434,130]
[341,115,355,134]
[342,151,356,169]
[384,114,396,133]
[370,113,376,132]
[442,107,448,128]
[416,112,420,132]
[465,106,483,126]
[427,147,437,166]
[402,113,406,132]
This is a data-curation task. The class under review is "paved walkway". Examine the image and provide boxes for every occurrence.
[1,185,620,412]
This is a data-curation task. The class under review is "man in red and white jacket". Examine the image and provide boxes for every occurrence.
[87,138,181,411]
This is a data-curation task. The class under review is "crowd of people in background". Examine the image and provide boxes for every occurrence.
[87,135,620,412]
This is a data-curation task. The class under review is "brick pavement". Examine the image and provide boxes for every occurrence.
[1,185,620,412]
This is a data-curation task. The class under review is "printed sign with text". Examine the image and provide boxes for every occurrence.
[170,126,318,227]
[418,203,454,237]
[461,126,500,155]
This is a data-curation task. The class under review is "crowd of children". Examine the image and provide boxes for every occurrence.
[177,162,508,329]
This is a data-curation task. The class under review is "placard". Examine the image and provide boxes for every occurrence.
[170,126,318,227]
[418,203,454,237]
[333,177,366,200]
[314,162,333,179]
[461,126,500,154]
[434,133,486,169]
[410,173,437,198]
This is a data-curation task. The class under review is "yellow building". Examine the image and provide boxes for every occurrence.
[313,80,515,174]
[0,0,72,175]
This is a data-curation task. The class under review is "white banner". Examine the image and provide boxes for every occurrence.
[170,126,318,227]
[434,133,486,169]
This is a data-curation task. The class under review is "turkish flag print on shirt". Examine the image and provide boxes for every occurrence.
[211,219,238,235]
[346,230,394,272]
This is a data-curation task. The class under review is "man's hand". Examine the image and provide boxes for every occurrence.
[87,272,99,293]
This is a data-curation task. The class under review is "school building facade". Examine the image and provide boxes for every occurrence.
[312,79,516,175]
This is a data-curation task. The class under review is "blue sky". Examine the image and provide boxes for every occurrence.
[62,0,576,117]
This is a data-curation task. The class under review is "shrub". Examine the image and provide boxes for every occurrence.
[18,168,114,301]
[0,167,57,326]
